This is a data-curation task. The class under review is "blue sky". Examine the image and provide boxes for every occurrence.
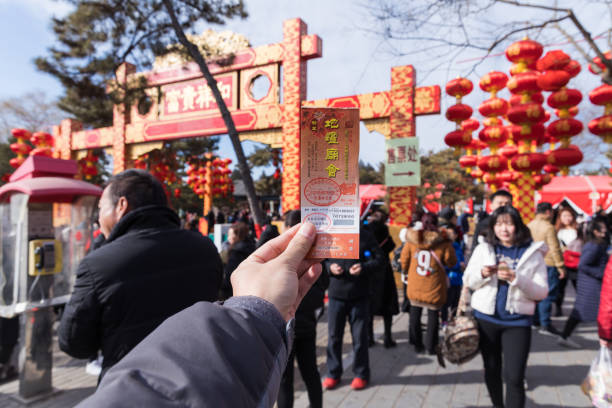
[0,0,610,174]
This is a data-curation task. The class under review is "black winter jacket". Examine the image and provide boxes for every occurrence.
[221,239,256,298]
[324,228,384,301]
[59,205,223,378]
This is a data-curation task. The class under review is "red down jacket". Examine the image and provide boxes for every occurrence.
[598,256,612,341]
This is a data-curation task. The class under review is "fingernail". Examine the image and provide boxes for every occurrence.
[299,222,316,239]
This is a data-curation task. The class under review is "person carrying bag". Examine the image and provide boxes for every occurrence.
[463,206,548,408]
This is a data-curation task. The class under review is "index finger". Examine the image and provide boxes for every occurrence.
[247,224,301,264]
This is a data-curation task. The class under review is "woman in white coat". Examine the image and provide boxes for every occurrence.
[464,206,548,408]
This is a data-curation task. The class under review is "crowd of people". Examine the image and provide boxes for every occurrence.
[1,169,610,407]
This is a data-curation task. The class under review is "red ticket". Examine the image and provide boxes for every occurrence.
[300,107,360,259]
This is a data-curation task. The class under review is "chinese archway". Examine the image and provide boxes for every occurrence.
[53,18,441,226]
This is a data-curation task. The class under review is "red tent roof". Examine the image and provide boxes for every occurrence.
[359,184,386,200]
[538,175,612,215]
[0,177,102,203]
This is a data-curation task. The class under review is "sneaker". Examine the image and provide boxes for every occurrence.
[85,358,102,376]
[350,377,368,390]
[557,337,581,349]
[539,325,560,336]
[322,377,340,390]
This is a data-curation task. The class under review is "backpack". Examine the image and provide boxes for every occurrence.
[437,286,480,367]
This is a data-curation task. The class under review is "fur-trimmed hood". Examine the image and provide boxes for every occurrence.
[406,228,449,249]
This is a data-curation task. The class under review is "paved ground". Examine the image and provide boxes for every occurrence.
[0,286,598,407]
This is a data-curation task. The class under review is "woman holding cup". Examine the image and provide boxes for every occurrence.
[464,206,548,408]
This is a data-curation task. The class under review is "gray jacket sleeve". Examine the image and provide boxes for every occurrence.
[77,296,291,408]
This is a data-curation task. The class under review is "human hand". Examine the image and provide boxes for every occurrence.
[231,223,323,322]
[601,338,611,348]
[497,264,516,283]
[558,267,566,280]
[481,265,497,278]
[349,263,362,276]
[330,263,344,275]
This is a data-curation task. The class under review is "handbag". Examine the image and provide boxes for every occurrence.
[581,345,612,407]
[437,285,480,367]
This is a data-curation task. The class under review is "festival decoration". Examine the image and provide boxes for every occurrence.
[444,78,474,154]
[78,151,99,180]
[9,128,32,168]
[30,132,54,157]
[588,84,612,143]
[477,71,509,190]
[187,155,234,216]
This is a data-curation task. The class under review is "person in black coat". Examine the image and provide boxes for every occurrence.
[322,226,384,391]
[59,170,223,381]
[277,210,328,408]
[558,216,610,348]
[220,222,256,300]
[366,210,399,348]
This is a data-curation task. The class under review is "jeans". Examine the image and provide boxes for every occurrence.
[536,266,560,327]
[409,306,439,353]
[477,318,531,408]
[441,285,462,323]
[278,336,322,408]
[326,298,370,380]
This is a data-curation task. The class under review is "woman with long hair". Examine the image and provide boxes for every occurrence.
[554,206,579,316]
[464,206,548,408]
[558,216,610,348]
[400,212,456,355]
[219,222,255,300]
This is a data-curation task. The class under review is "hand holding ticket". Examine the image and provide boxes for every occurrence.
[300,107,360,259]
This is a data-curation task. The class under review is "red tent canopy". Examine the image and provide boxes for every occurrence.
[537,175,612,216]
[359,184,386,217]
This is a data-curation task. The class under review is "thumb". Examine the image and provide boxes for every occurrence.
[277,222,317,270]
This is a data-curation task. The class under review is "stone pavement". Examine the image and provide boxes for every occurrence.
[0,288,599,407]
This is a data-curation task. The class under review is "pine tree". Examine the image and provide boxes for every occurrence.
[36,1,266,226]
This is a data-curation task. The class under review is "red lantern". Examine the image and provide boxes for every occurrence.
[479,71,508,94]
[507,103,545,125]
[548,147,583,175]
[479,126,508,146]
[478,98,509,118]
[174,188,181,198]
[9,157,24,168]
[477,155,507,173]
[536,70,571,91]
[536,50,570,71]
[588,115,612,143]
[534,173,553,188]
[471,168,484,180]
[547,119,583,139]
[445,130,472,151]
[588,51,612,74]
[506,39,544,67]
[499,144,518,160]
[459,155,477,168]
[547,88,583,110]
[543,163,559,174]
[446,78,474,99]
[563,60,581,78]
[461,118,480,133]
[509,92,544,106]
[10,143,32,156]
[10,128,31,139]
[511,153,546,172]
[508,123,546,143]
[445,104,473,124]
[589,85,612,106]
[507,72,540,95]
